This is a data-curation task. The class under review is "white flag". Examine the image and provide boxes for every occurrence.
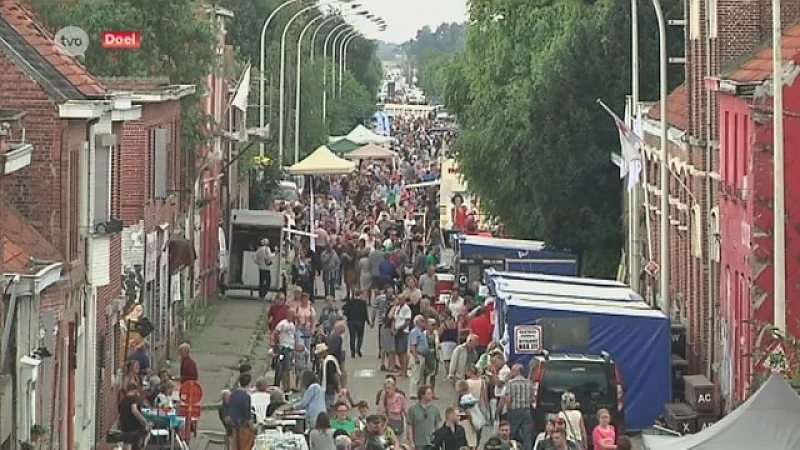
[597,99,642,190]
[231,64,251,112]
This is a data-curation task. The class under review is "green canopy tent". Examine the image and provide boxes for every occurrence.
[328,138,361,154]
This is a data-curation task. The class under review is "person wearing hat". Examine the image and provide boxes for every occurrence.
[255,238,274,300]
[316,343,342,409]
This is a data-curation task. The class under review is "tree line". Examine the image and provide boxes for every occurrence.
[31,0,382,206]
[411,0,684,277]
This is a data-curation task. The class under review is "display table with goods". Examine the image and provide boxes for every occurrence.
[253,430,309,450]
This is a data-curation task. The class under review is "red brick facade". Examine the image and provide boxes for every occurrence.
[643,0,800,406]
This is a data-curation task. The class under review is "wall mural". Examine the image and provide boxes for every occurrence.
[717,316,734,410]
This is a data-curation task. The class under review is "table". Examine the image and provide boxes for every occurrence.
[141,408,187,430]
[253,431,309,450]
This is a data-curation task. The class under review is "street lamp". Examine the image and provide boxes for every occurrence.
[322,22,351,119]
[294,14,326,165]
[259,0,304,158]
[310,6,366,62]
[278,4,328,168]
[339,31,359,95]
[330,26,352,100]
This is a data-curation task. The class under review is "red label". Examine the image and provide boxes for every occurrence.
[101,31,141,50]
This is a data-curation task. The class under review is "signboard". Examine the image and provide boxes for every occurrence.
[438,292,451,305]
[55,26,89,57]
[101,31,141,50]
[645,260,660,276]
[514,325,543,354]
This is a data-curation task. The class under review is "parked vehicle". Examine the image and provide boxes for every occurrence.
[530,352,626,445]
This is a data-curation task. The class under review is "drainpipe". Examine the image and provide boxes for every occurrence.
[1,279,19,447]
[704,0,716,380]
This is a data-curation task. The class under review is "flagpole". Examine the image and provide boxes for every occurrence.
[652,0,670,316]
[773,0,786,332]
[629,0,642,293]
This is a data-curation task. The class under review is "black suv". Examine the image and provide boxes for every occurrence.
[529,352,626,445]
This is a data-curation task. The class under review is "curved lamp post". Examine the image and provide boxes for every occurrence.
[278,4,321,168]
[294,14,326,165]
[330,27,351,100]
[259,0,303,158]
[322,22,351,118]
[339,31,359,96]
[311,9,367,62]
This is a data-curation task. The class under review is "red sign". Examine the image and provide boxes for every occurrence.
[101,31,141,50]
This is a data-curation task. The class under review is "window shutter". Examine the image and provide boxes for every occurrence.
[154,128,169,199]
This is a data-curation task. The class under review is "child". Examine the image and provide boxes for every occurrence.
[311,323,329,373]
[293,342,311,388]
[355,400,370,430]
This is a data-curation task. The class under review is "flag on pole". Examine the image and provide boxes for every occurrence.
[597,98,642,190]
[231,64,251,141]
[231,64,251,112]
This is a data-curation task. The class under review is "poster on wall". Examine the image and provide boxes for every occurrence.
[145,232,158,283]
[515,325,543,354]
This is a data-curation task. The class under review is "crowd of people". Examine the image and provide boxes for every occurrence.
[217,114,629,450]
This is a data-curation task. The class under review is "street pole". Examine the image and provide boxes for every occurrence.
[331,27,350,100]
[295,15,325,165]
[339,33,358,97]
[311,16,338,62]
[323,23,350,120]
[340,32,358,96]
[278,5,317,169]
[629,0,641,293]
[652,0,670,316]
[773,0,786,332]
[260,0,302,158]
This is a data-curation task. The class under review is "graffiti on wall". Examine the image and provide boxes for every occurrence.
[718,316,734,409]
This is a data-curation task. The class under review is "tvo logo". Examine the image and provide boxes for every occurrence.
[54,26,89,57]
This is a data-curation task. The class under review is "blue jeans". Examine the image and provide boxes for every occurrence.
[323,271,337,297]
[507,408,533,450]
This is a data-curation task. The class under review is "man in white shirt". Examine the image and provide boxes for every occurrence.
[271,309,297,391]
[255,239,274,300]
[489,351,512,421]
[392,295,413,378]
[418,265,437,299]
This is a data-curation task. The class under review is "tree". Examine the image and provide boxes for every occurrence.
[327,72,375,136]
[441,0,683,277]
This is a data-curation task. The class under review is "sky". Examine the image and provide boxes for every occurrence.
[351,0,468,43]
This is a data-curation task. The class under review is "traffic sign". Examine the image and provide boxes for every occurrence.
[755,340,791,373]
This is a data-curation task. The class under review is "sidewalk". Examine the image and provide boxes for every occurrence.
[189,297,270,449]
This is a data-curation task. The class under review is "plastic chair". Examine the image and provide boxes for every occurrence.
[250,391,272,423]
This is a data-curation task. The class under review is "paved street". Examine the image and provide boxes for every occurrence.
[189,286,643,449]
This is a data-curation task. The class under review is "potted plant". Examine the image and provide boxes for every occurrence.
[30,424,46,442]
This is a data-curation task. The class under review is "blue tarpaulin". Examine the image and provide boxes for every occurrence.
[501,295,671,431]
[458,236,578,276]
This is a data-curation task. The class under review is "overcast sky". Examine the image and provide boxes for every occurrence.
[351,0,468,43]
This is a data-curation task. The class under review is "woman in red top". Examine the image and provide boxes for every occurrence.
[452,195,468,230]
[467,310,493,355]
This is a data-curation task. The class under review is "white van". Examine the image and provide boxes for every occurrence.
[273,180,299,209]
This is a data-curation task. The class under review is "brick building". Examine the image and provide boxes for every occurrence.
[97,77,195,440]
[0,1,140,448]
[708,25,800,404]
[641,0,800,409]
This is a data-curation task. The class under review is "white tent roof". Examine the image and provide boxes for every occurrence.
[643,374,800,450]
[344,143,397,160]
[286,145,356,175]
[345,124,393,145]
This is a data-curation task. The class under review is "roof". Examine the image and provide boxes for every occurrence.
[0,0,105,102]
[99,76,172,92]
[1,199,61,274]
[725,24,800,83]
[645,83,689,131]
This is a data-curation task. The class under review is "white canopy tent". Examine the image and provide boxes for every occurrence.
[344,143,398,160]
[329,124,393,146]
[287,145,355,248]
[643,374,800,450]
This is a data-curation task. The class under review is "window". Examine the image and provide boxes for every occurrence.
[723,111,730,182]
[540,361,614,405]
[153,128,169,199]
[69,150,80,260]
[535,316,590,350]
[732,113,739,187]
[94,134,114,224]
[710,207,720,261]
[691,204,703,258]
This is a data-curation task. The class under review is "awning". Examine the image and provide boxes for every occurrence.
[328,138,361,154]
